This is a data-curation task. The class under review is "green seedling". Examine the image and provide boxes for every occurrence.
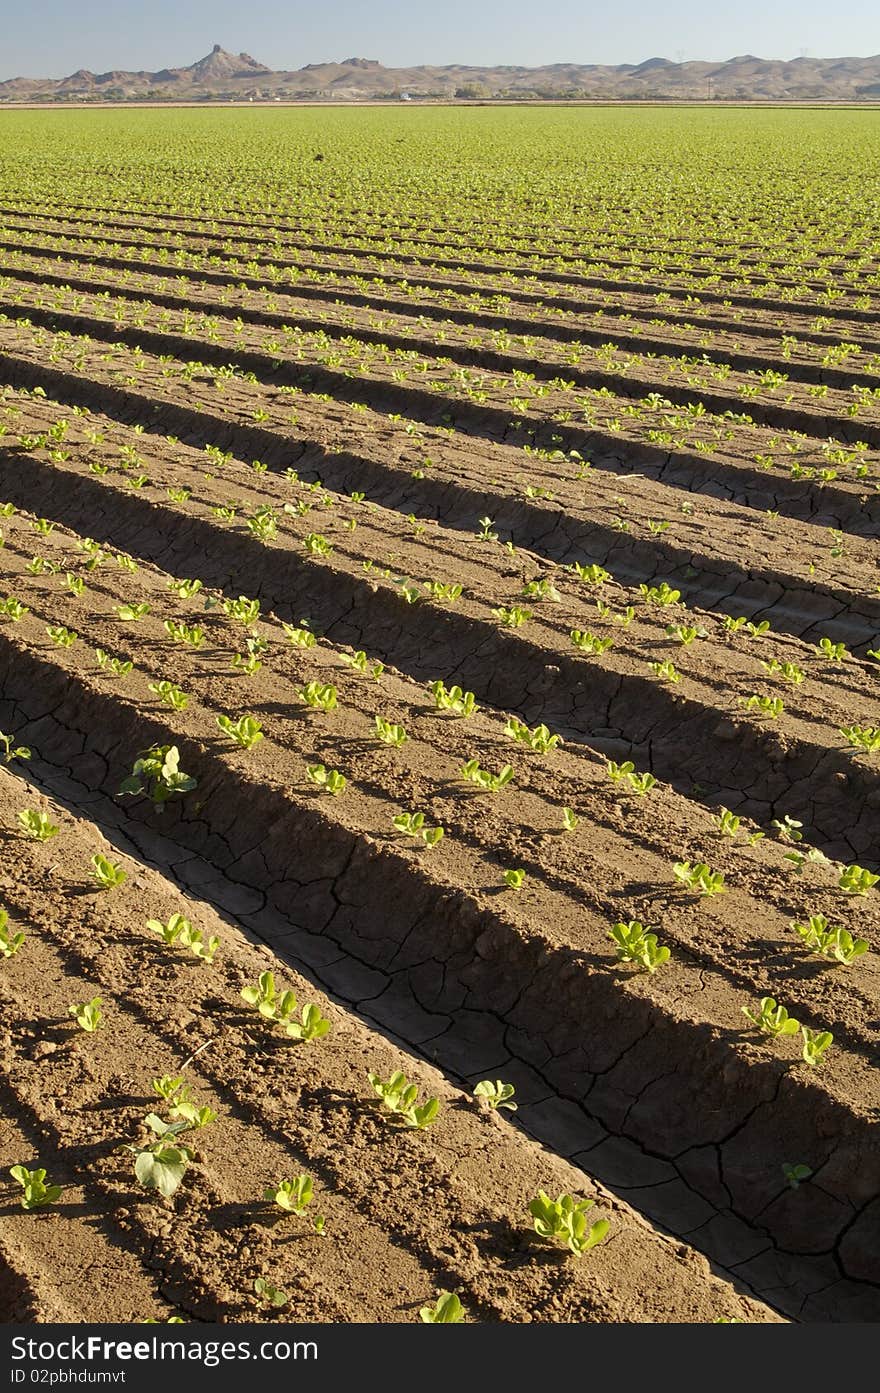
[639,582,681,606]
[420,1293,465,1324]
[392,812,444,848]
[286,1002,332,1043]
[119,745,197,809]
[95,649,133,678]
[609,921,670,972]
[340,649,384,679]
[282,623,316,648]
[745,620,771,638]
[303,532,332,556]
[772,815,803,842]
[648,660,681,683]
[571,562,611,586]
[90,854,127,890]
[611,606,635,627]
[17,810,59,842]
[46,625,77,647]
[65,573,85,596]
[69,995,103,1032]
[146,914,218,962]
[792,914,869,965]
[562,807,579,832]
[116,603,150,621]
[839,864,879,895]
[627,770,657,795]
[148,681,189,711]
[306,764,346,795]
[167,577,202,600]
[522,578,561,603]
[222,595,261,627]
[0,731,30,764]
[429,680,478,717]
[151,1075,192,1105]
[840,724,880,754]
[504,718,561,753]
[493,605,531,628]
[815,638,849,662]
[667,624,704,645]
[169,1102,217,1130]
[570,629,614,654]
[298,681,337,712]
[374,715,407,746]
[9,1166,62,1211]
[741,695,785,718]
[0,596,28,621]
[716,807,741,837]
[476,516,498,540]
[423,580,463,605]
[606,759,634,783]
[742,997,800,1038]
[801,1027,833,1067]
[502,868,525,890]
[241,971,298,1025]
[782,1163,812,1189]
[367,1071,441,1129]
[264,1176,314,1216]
[253,1278,289,1311]
[164,620,205,648]
[473,1080,517,1112]
[128,1115,193,1198]
[178,925,219,963]
[460,759,514,793]
[216,714,264,749]
[0,909,25,958]
[529,1192,609,1257]
[673,862,726,896]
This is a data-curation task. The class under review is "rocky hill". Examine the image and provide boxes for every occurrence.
[3,44,880,101]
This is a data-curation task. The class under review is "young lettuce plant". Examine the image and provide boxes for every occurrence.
[367,1071,440,1129]
[127,1115,194,1199]
[791,915,869,965]
[253,1278,289,1311]
[839,864,879,895]
[9,1166,62,1211]
[298,682,338,712]
[17,810,59,842]
[69,995,103,1032]
[673,862,726,897]
[148,681,189,711]
[473,1080,517,1112]
[391,811,444,848]
[429,680,478,717]
[264,1176,314,1216]
[420,1293,465,1323]
[0,909,25,958]
[742,997,800,1039]
[460,759,514,793]
[90,854,127,891]
[801,1027,833,1067]
[119,745,197,810]
[146,915,219,963]
[0,731,31,764]
[839,724,880,754]
[529,1192,609,1257]
[374,716,407,747]
[504,718,562,753]
[216,714,264,750]
[306,764,346,796]
[609,921,670,972]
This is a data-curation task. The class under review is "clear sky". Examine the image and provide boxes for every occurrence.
[3,0,880,78]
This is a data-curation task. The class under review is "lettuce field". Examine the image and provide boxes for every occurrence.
[0,106,878,1324]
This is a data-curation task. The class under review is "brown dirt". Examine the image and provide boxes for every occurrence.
[0,200,878,1324]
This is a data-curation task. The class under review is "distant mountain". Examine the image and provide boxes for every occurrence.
[3,45,880,101]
